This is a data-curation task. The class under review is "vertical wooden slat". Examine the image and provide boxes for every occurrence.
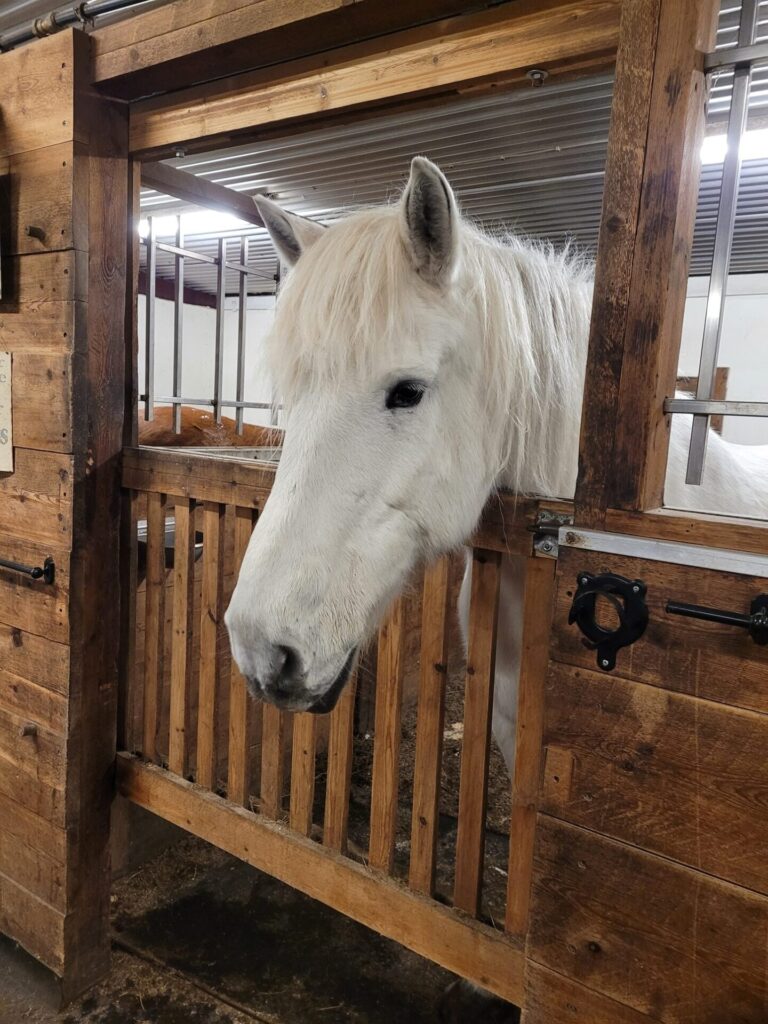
[453,548,501,917]
[289,714,318,836]
[228,506,257,805]
[323,670,357,853]
[142,491,167,763]
[260,705,287,819]
[409,557,451,895]
[168,498,195,777]
[505,555,557,936]
[369,597,406,874]
[196,501,225,789]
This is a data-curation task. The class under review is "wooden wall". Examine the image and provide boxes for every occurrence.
[524,546,768,1023]
[0,31,128,999]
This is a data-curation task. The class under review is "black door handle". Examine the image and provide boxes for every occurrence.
[0,556,55,584]
[666,595,768,645]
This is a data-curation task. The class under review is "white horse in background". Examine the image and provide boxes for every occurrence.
[226,157,768,773]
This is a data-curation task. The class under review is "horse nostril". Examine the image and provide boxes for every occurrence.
[277,644,301,678]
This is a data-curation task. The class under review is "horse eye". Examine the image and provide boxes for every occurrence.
[386,380,426,410]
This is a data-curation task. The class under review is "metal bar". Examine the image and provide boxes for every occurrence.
[145,240,262,278]
[665,600,752,629]
[0,0,150,51]
[172,216,184,435]
[0,555,55,584]
[704,40,768,72]
[139,395,277,410]
[235,237,248,434]
[144,215,157,421]
[685,0,759,485]
[213,237,226,424]
[666,399,768,416]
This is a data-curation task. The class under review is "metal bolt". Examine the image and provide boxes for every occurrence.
[632,584,640,593]
[601,659,610,669]
[175,147,187,159]
[580,577,589,586]
[526,68,549,87]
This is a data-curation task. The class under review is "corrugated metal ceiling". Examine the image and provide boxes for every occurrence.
[140,0,768,294]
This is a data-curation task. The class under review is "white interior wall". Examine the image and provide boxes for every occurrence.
[138,294,276,428]
[678,273,768,446]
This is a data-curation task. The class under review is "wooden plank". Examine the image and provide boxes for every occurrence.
[196,501,225,790]
[227,506,257,806]
[129,1,620,155]
[525,962,656,1024]
[0,793,67,911]
[118,753,525,1004]
[369,597,406,874]
[0,302,77,354]
[0,749,65,829]
[0,872,66,975]
[0,33,76,158]
[0,670,67,735]
[409,556,450,895]
[93,0,500,98]
[142,491,167,763]
[453,549,501,916]
[528,817,768,1022]
[552,546,768,715]
[0,250,86,308]
[323,670,357,853]
[0,448,72,548]
[605,506,768,557]
[0,699,66,793]
[168,498,195,776]
[0,536,69,644]
[543,664,768,896]
[122,447,275,509]
[505,556,556,936]
[289,714,318,836]
[142,162,264,226]
[260,705,288,819]
[575,0,719,523]
[0,142,84,257]
[11,352,72,454]
[0,623,69,698]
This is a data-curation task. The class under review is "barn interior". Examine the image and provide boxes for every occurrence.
[1,0,767,1022]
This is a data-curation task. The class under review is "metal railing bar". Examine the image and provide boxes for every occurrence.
[213,237,226,424]
[705,39,768,71]
[173,216,184,435]
[666,399,768,417]
[685,0,759,485]
[144,215,157,422]
[236,238,248,435]
[140,395,277,410]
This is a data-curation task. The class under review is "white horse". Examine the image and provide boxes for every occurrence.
[226,157,768,773]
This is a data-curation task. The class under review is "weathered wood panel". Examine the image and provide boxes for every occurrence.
[0,794,67,911]
[0,250,86,309]
[544,663,768,895]
[122,447,274,509]
[0,537,69,643]
[525,962,656,1024]
[552,547,768,713]
[0,449,72,547]
[529,817,768,1023]
[11,353,72,453]
[0,301,77,354]
[0,143,84,256]
[0,623,69,698]
[0,872,65,974]
[0,34,77,158]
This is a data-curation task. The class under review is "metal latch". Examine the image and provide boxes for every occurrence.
[568,571,649,671]
[666,595,768,645]
[0,555,55,584]
[529,509,574,558]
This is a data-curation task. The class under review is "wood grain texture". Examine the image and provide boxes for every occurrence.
[0,535,69,644]
[11,353,72,453]
[196,502,226,790]
[0,33,76,158]
[129,1,620,155]
[506,556,556,936]
[409,556,450,895]
[0,448,72,548]
[118,753,525,1004]
[0,142,83,257]
[454,549,501,917]
[525,962,656,1024]
[0,872,66,975]
[543,663,768,895]
[529,817,768,1023]
[289,714,318,836]
[605,507,768,557]
[142,491,167,764]
[168,498,195,777]
[0,250,86,309]
[260,705,288,819]
[227,506,257,806]
[323,670,357,854]
[0,794,67,911]
[369,597,406,874]
[122,447,275,509]
[552,547,768,713]
[0,623,69,698]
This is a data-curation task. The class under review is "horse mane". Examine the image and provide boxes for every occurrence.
[268,201,594,496]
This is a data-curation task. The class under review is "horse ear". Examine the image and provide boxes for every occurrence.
[401,157,459,284]
[254,195,325,268]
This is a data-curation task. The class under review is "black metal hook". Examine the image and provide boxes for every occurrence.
[0,555,55,584]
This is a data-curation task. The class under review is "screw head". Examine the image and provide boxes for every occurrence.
[526,68,549,87]
[601,658,610,669]
[632,584,640,593]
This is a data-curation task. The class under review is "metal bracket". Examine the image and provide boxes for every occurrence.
[568,571,649,671]
[529,509,573,558]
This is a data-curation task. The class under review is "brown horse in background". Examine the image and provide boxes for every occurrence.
[138,405,283,448]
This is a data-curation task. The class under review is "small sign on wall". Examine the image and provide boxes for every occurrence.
[0,352,12,473]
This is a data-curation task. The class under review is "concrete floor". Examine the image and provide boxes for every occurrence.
[0,833,520,1024]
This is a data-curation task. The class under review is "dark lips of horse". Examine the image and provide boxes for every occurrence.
[306,649,357,714]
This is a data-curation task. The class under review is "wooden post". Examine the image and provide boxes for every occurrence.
[575,0,719,526]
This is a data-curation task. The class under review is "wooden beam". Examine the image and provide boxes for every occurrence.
[574,0,720,526]
[117,752,525,1004]
[141,162,264,226]
[128,0,620,157]
[93,0,527,101]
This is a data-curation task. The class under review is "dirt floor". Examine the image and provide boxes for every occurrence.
[0,835,520,1024]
